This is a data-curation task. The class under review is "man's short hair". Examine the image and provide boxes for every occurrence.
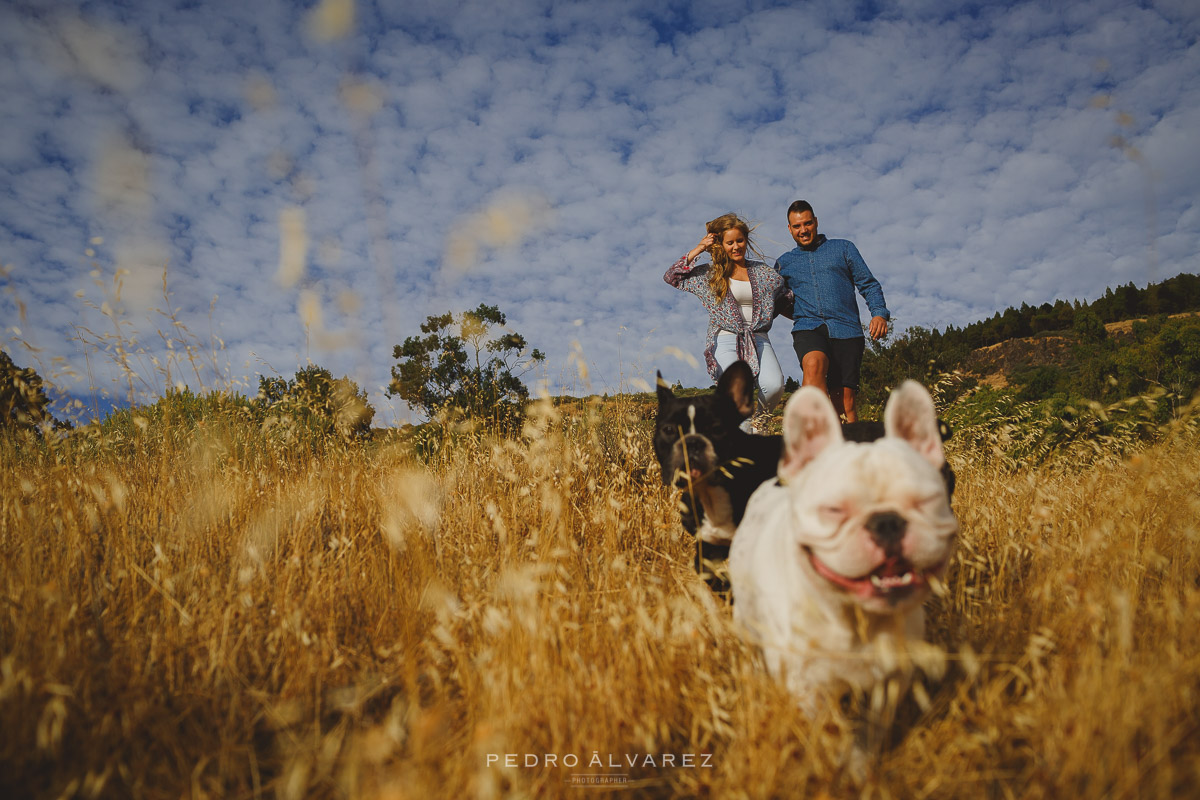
[787,200,814,219]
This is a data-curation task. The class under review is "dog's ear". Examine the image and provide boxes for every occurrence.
[884,381,945,468]
[656,370,674,405]
[716,360,755,419]
[779,387,843,482]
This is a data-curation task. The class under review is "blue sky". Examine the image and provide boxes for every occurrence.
[2,0,1198,424]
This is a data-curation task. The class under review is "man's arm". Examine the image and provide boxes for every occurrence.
[844,241,889,338]
[771,255,795,320]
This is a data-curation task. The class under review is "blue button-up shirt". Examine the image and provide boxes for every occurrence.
[773,234,890,339]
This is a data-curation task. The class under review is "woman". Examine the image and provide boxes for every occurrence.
[664,213,792,425]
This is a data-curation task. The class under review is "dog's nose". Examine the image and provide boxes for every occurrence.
[865,511,907,546]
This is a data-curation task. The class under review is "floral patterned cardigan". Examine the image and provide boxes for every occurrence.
[664,254,794,382]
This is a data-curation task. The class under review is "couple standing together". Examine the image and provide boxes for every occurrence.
[664,200,890,428]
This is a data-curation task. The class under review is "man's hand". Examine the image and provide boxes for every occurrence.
[868,316,889,340]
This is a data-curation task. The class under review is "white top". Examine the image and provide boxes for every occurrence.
[717,278,768,338]
[729,278,754,324]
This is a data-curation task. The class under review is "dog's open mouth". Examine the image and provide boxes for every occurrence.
[805,548,943,601]
[672,456,757,489]
[673,467,706,489]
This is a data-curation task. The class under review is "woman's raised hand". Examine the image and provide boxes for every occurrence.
[687,233,716,263]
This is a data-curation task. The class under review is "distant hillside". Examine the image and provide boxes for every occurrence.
[963,334,1075,390]
[946,273,1200,350]
[862,273,1200,409]
[964,312,1200,390]
[1103,311,1200,338]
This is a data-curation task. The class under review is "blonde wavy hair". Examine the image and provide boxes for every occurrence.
[704,213,761,303]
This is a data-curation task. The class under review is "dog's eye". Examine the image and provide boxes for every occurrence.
[818,505,848,523]
[918,493,947,510]
[662,424,676,437]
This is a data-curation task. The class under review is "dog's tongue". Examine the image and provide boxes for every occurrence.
[808,550,923,600]
[808,552,874,596]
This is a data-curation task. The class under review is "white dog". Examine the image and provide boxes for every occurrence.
[729,381,958,715]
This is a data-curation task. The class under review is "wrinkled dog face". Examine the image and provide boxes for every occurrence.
[779,383,958,615]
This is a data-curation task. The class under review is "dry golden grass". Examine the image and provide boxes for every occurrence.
[2,393,1199,799]
[1104,312,1200,337]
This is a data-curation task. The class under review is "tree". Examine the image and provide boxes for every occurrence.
[388,304,544,428]
[861,325,970,392]
[255,365,375,438]
[1072,309,1107,344]
[1,350,62,433]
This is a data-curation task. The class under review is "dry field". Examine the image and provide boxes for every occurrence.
[2,394,1200,799]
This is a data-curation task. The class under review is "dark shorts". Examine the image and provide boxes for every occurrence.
[791,325,866,390]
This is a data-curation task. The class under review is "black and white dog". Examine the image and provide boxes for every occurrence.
[655,361,930,595]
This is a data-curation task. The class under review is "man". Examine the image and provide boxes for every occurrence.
[773,200,889,422]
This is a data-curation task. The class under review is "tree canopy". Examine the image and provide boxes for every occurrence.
[1,350,62,433]
[256,365,375,438]
[388,303,544,429]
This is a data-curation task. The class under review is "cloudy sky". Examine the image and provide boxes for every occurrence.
[2,0,1198,424]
